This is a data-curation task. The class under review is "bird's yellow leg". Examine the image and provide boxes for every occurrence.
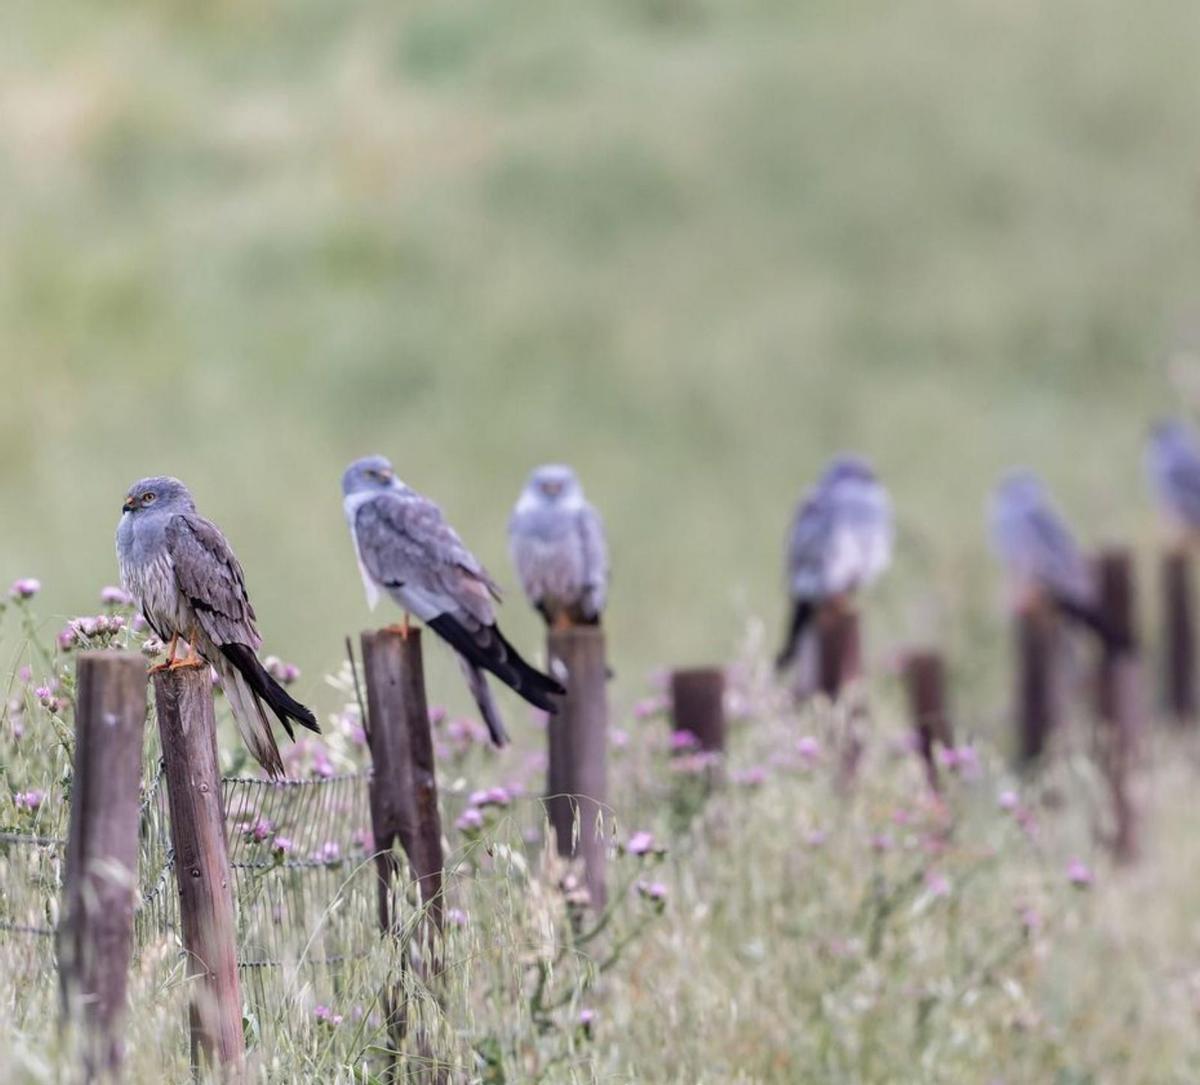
[385,613,413,640]
[148,633,179,674]
[170,639,207,670]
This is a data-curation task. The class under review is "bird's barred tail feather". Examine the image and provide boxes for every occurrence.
[457,657,510,747]
[775,599,815,673]
[218,643,321,778]
[427,614,565,719]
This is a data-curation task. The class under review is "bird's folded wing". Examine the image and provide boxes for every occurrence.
[355,491,499,625]
[578,503,609,615]
[1023,504,1091,601]
[787,489,833,597]
[164,513,262,648]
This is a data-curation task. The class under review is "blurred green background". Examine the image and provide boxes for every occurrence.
[1,0,1197,722]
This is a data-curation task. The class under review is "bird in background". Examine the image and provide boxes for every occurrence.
[341,455,565,747]
[775,454,894,673]
[508,464,609,629]
[1146,418,1200,544]
[988,470,1127,651]
[116,476,320,778]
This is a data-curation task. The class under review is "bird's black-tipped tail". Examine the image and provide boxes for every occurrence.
[1051,593,1134,655]
[427,614,565,723]
[219,643,322,741]
[775,599,815,673]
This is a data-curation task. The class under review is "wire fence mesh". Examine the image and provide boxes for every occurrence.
[2,747,380,1030]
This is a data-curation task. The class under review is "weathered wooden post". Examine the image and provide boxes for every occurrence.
[154,666,245,1075]
[60,651,148,1079]
[360,628,446,1083]
[1162,551,1196,724]
[1095,548,1141,863]
[1015,609,1057,766]
[816,604,867,786]
[669,667,726,753]
[546,626,609,911]
[902,651,952,791]
[816,605,862,699]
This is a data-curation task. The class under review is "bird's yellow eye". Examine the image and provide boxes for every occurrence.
[142,492,156,504]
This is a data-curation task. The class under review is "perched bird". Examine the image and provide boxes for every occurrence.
[1146,418,1200,540]
[988,470,1125,649]
[116,476,319,778]
[776,454,893,672]
[508,464,608,628]
[342,455,564,746]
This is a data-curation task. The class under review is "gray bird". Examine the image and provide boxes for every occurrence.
[508,465,608,628]
[342,455,564,746]
[988,470,1123,649]
[1147,418,1200,538]
[776,454,893,672]
[116,476,319,778]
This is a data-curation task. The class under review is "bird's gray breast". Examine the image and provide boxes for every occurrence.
[514,508,585,602]
[118,513,190,636]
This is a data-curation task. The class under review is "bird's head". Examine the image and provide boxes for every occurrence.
[1150,417,1197,456]
[820,454,877,489]
[121,476,194,517]
[994,468,1047,511]
[342,455,398,496]
[526,464,582,505]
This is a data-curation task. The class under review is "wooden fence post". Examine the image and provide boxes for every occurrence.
[816,605,862,699]
[546,626,609,912]
[1095,549,1141,863]
[669,667,726,754]
[360,628,446,1083]
[153,666,245,1075]
[59,651,147,1079]
[1162,551,1196,724]
[1015,609,1057,766]
[902,651,952,791]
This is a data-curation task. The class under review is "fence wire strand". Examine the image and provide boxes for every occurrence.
[4,753,378,1023]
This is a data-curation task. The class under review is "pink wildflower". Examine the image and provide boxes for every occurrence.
[627,831,655,856]
[1066,858,1094,888]
[10,578,40,600]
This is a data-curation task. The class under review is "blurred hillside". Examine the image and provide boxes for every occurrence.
[1,0,1197,723]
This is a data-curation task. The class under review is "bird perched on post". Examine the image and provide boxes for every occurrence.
[988,470,1127,650]
[1146,418,1200,543]
[508,464,608,629]
[116,476,320,778]
[775,454,894,673]
[341,455,564,747]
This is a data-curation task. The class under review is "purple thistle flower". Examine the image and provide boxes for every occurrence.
[272,835,294,855]
[627,830,655,856]
[13,789,46,812]
[100,586,133,607]
[56,627,77,652]
[312,841,341,865]
[245,817,274,843]
[796,736,821,764]
[1066,858,1094,888]
[446,908,469,928]
[998,789,1019,812]
[352,827,374,853]
[455,808,484,832]
[9,578,40,600]
[669,729,700,753]
[636,880,669,906]
[924,870,951,898]
[16,665,31,684]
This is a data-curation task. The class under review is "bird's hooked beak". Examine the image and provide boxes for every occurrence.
[540,480,564,498]
[122,495,136,513]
